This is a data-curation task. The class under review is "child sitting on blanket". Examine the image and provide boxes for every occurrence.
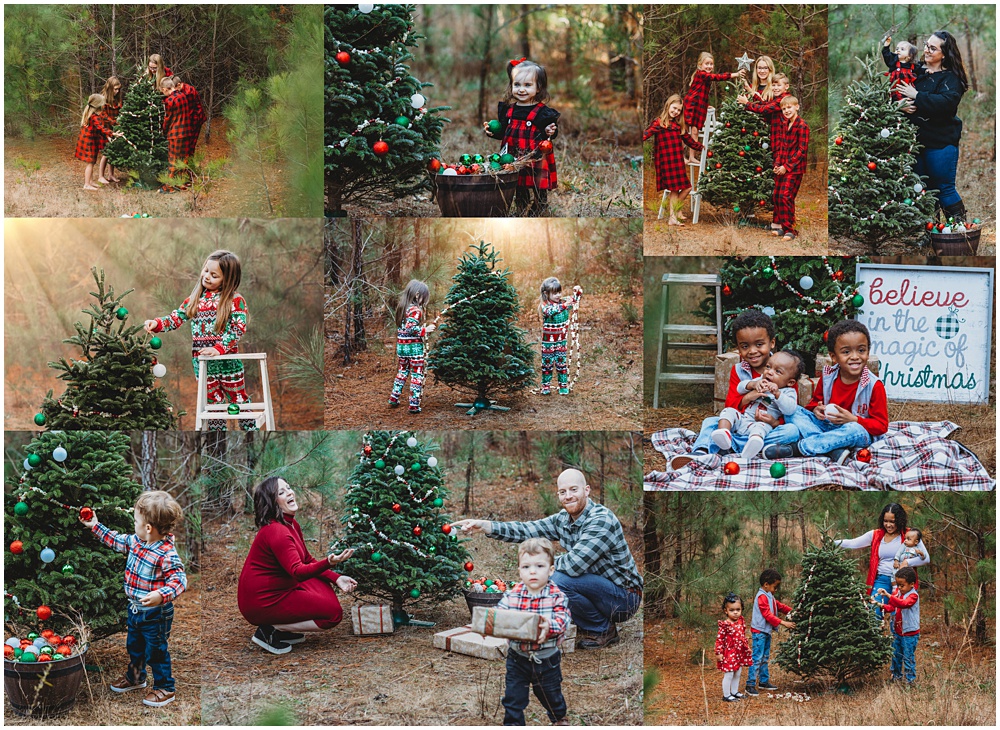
[764,320,889,464]
[670,310,799,470]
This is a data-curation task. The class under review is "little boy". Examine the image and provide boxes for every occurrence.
[765,320,889,464]
[745,569,795,697]
[873,566,920,684]
[671,310,798,469]
[771,95,809,241]
[882,35,920,103]
[159,76,205,193]
[496,538,571,726]
[893,529,925,580]
[82,490,187,707]
[738,74,791,233]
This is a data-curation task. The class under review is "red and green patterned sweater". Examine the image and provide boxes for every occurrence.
[151,290,248,356]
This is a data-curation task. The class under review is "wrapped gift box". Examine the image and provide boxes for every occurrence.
[433,623,577,660]
[471,606,540,641]
[350,604,394,635]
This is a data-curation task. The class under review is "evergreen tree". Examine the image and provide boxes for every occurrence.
[696,89,774,219]
[103,70,169,187]
[701,256,867,373]
[829,52,937,244]
[324,3,447,212]
[333,431,470,619]
[427,241,536,411]
[39,268,176,430]
[775,538,892,684]
[4,431,142,639]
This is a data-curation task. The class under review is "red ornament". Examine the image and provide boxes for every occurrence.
[427,158,441,173]
[856,448,872,463]
[867,162,877,171]
[442,524,452,534]
[391,503,401,513]
[755,166,762,173]
[10,540,23,554]
[835,136,843,145]
[363,444,373,455]
[37,605,52,621]
[41,630,54,639]
[706,150,713,158]
[538,139,553,154]
[925,221,934,230]
[738,150,745,157]
[412,526,422,537]
[723,461,740,476]
[63,636,76,646]
[335,51,351,65]
[470,163,481,173]
[714,163,722,169]
[753,131,759,137]
[725,122,732,128]
[37,654,52,663]
[79,506,94,521]
[822,330,828,342]
[457,165,469,175]
[4,646,13,660]
[936,223,945,232]
[759,200,766,206]
[56,645,72,657]
[722,284,732,296]
[373,140,389,157]
[832,270,845,281]
[464,561,475,572]
[740,127,747,134]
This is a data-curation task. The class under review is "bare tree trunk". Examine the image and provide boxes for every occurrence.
[642,494,661,603]
[518,5,531,58]
[597,432,607,504]
[110,5,117,77]
[545,220,554,266]
[140,431,157,489]
[385,220,402,287]
[798,503,807,554]
[205,5,219,142]
[963,18,979,93]
[343,219,366,363]
[463,437,476,513]
[476,6,496,124]
[422,5,434,56]
[673,494,684,617]
[768,497,779,565]
[413,219,422,270]
[519,431,537,480]
[976,531,987,644]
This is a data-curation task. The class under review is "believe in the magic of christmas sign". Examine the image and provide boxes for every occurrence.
[855,263,993,404]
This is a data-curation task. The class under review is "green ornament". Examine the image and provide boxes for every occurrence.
[14,648,23,659]
[115,307,128,320]
[841,176,847,182]
[449,534,458,542]
[851,294,864,307]
[473,154,484,164]
[227,403,241,415]
[27,633,39,641]
[428,546,436,553]
[367,500,375,507]
[903,198,913,205]
[40,646,54,656]
[51,654,64,661]
[973,218,981,224]
[27,454,42,467]
[411,462,421,471]
[352,507,360,514]
[20,653,35,663]
[375,459,385,469]
[762,266,774,278]
[33,413,46,427]
[473,397,490,410]
[372,552,383,562]
[500,153,515,164]
[769,462,787,479]
[14,502,28,516]
[743,145,751,151]
[61,564,74,575]
[489,161,501,170]
[488,120,502,135]
[432,498,444,508]
[733,205,740,213]
[489,153,501,162]
[484,579,494,587]
[394,115,411,127]
[460,154,473,166]
[150,337,162,349]
[410,588,420,598]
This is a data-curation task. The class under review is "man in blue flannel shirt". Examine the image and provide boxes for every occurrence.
[453,468,642,649]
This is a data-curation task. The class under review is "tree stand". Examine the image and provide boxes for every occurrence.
[454,396,510,416]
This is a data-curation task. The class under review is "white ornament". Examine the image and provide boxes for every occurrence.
[358,3,374,12]
[762,307,776,317]
[427,456,438,468]
[913,182,923,193]
[442,168,457,176]
[52,446,68,462]
[799,276,814,291]
[23,458,31,471]
[152,363,167,378]
[942,226,952,234]
[5,638,20,648]
[33,637,47,648]
[880,128,890,138]
[40,547,56,563]
[394,464,405,475]
[410,93,426,109]
[762,142,769,150]
[21,645,39,656]
[406,437,417,448]
[825,403,840,417]
[954,224,967,233]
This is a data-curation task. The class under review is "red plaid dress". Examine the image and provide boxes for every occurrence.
[501,102,557,190]
[643,118,702,192]
[745,92,788,154]
[882,47,918,103]
[74,110,114,163]
[683,69,732,128]
[771,114,809,235]
[163,88,200,187]
[715,617,753,672]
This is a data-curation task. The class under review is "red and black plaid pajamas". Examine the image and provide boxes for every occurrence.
[74,111,114,164]
[771,115,809,235]
[745,92,788,161]
[643,118,703,192]
[683,70,732,129]
[501,103,557,191]
[163,85,204,190]
[882,47,918,103]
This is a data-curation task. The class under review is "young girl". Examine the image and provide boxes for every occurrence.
[389,280,436,413]
[882,35,920,102]
[75,93,114,191]
[643,94,704,225]
[97,76,123,184]
[483,58,560,216]
[145,54,172,88]
[684,52,742,160]
[144,250,253,431]
[715,592,752,702]
[538,278,582,396]
[743,56,776,101]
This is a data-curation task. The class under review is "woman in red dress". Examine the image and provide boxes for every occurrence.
[237,477,357,654]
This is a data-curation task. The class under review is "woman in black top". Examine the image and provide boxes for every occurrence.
[895,31,970,221]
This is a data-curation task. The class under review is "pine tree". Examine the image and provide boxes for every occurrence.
[325,3,448,212]
[103,71,169,187]
[427,241,536,412]
[701,256,867,373]
[829,52,937,244]
[696,89,774,219]
[39,268,176,430]
[775,538,892,684]
[4,431,143,639]
[333,431,470,619]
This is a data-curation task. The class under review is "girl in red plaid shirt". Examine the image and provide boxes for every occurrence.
[644,94,703,225]
[97,76,123,185]
[683,52,743,161]
[738,74,791,233]
[75,93,114,191]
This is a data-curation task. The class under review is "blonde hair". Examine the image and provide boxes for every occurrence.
[148,53,167,88]
[159,77,176,91]
[136,490,183,535]
[80,93,105,127]
[518,537,555,566]
[538,276,562,317]
[690,52,714,85]
[753,56,776,101]
[99,77,122,107]
[658,93,687,133]
[396,279,430,326]
[504,60,549,105]
[780,95,800,108]
[184,250,243,333]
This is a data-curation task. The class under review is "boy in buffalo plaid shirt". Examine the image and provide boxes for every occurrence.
[771,96,809,241]
[496,538,571,726]
[159,77,205,193]
[81,490,187,708]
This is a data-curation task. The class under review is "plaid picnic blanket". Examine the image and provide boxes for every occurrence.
[645,421,995,492]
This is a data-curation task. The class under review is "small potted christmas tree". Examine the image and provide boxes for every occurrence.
[103,71,169,189]
[38,268,176,430]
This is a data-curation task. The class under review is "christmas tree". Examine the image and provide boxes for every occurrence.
[696,89,774,219]
[325,3,448,212]
[4,431,142,639]
[38,268,176,430]
[332,431,470,619]
[775,538,892,684]
[427,241,535,412]
[829,52,937,243]
[701,256,867,373]
[102,70,169,187]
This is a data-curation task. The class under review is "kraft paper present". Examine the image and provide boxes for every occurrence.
[433,625,508,660]
[471,606,540,641]
[350,604,394,635]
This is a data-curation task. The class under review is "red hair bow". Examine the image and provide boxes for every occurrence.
[510,57,527,66]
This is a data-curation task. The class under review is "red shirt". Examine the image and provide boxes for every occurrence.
[751,593,792,633]
[882,588,920,636]
[806,374,889,437]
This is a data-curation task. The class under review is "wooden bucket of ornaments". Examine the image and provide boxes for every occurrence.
[4,649,88,717]
[433,158,519,217]
[930,223,981,256]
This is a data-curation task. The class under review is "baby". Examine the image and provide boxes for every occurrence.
[893,529,925,580]
[882,35,920,103]
[712,350,805,460]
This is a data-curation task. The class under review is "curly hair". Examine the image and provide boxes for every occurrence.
[826,319,870,353]
[877,503,908,536]
[732,309,776,341]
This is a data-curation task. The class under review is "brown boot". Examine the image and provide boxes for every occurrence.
[578,624,619,649]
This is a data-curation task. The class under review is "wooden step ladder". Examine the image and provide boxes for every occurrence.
[653,273,723,409]
[195,353,275,431]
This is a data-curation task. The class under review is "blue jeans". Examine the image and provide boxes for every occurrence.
[691,416,800,455]
[125,602,175,691]
[891,633,919,683]
[747,631,772,687]
[502,650,566,725]
[870,574,894,620]
[550,571,641,634]
[914,145,961,208]
[788,407,872,457]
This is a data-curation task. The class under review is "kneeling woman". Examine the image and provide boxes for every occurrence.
[238,477,357,654]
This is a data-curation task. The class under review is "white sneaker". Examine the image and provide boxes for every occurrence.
[712,429,733,451]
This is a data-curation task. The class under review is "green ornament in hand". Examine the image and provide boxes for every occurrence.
[488,120,502,135]
[149,337,162,350]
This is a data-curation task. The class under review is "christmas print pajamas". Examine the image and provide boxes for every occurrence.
[540,291,580,395]
[390,305,427,412]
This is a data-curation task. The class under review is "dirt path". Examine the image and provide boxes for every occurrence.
[326,292,641,431]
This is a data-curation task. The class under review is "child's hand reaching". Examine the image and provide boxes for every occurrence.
[780,619,795,629]
[336,575,359,593]
[483,121,495,138]
[79,510,98,529]
[143,320,158,333]
[884,34,892,47]
[737,94,750,105]
[545,123,557,138]
[537,616,551,643]
[876,587,891,598]
[425,323,436,334]
[139,589,164,608]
